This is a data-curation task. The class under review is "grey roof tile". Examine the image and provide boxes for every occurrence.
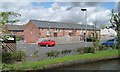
[30,20,99,30]
[6,25,24,31]
[31,20,71,29]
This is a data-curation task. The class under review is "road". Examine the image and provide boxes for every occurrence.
[16,41,93,61]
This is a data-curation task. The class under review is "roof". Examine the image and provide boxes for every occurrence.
[31,20,71,29]
[66,23,94,30]
[30,20,99,30]
[5,25,25,31]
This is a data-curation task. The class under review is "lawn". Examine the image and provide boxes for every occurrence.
[2,49,119,70]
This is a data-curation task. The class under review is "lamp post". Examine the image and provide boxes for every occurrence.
[47,23,50,37]
[81,8,87,47]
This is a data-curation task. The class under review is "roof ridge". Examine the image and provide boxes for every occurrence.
[31,19,63,23]
[6,24,24,26]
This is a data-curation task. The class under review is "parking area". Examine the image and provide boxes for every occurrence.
[16,35,115,61]
[16,40,92,61]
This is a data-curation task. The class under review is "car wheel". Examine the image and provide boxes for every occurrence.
[46,44,48,47]
[52,44,55,46]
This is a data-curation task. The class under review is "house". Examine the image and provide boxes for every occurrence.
[101,28,117,36]
[3,25,25,37]
[24,20,100,43]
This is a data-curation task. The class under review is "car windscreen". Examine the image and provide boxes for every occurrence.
[107,39,114,42]
[42,40,47,42]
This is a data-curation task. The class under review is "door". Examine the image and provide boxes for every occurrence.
[54,32,58,37]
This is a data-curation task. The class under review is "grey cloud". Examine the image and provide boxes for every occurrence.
[85,2,99,6]
[58,2,100,11]
[68,2,99,7]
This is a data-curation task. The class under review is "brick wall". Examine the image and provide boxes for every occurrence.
[11,31,24,36]
[38,28,82,38]
[24,21,39,43]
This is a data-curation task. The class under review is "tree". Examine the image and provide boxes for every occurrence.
[92,20,100,52]
[110,9,120,49]
[92,31,99,52]
[0,11,21,33]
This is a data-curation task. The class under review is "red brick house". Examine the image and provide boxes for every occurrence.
[24,20,100,43]
[3,25,25,37]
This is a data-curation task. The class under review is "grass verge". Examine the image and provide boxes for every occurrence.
[2,49,119,70]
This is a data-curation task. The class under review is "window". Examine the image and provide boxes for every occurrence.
[69,33,72,36]
[107,39,114,42]
[54,28,58,31]
[54,32,58,37]
[60,30,62,32]
[41,28,44,31]
[56,29,58,31]
[58,29,60,31]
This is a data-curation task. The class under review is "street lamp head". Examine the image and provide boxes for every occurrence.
[81,9,87,11]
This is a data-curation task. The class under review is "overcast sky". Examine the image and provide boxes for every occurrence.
[0,0,118,28]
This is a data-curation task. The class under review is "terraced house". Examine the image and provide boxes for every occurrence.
[24,20,100,43]
[3,25,25,37]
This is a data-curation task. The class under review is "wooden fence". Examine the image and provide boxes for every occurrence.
[2,42,16,52]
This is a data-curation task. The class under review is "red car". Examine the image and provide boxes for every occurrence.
[38,39,56,47]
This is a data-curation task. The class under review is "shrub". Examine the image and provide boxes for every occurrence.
[99,45,107,51]
[76,48,84,54]
[2,52,12,63]
[83,47,95,53]
[102,45,109,50]
[89,47,95,53]
[2,51,26,64]
[10,51,26,61]
[32,50,39,58]
[61,49,71,56]
[83,47,89,53]
[16,36,23,41]
[99,45,104,51]
[111,45,117,49]
[46,51,60,58]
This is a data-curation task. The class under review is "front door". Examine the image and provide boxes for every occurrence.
[54,32,58,37]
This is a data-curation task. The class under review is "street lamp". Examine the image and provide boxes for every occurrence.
[47,23,50,37]
[81,8,87,47]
